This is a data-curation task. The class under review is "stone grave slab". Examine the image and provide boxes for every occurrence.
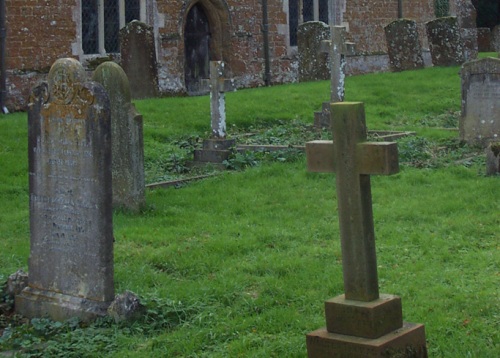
[460,57,500,146]
[93,61,145,212]
[426,17,464,66]
[384,19,425,72]
[16,58,114,322]
[120,20,159,99]
[298,21,331,82]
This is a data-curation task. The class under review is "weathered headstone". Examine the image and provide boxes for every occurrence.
[314,26,355,128]
[460,57,500,147]
[120,20,159,99]
[93,61,145,212]
[305,102,427,357]
[491,25,500,52]
[16,58,114,322]
[384,19,425,72]
[426,17,464,66]
[477,28,492,52]
[193,61,236,164]
[455,0,478,62]
[298,21,331,82]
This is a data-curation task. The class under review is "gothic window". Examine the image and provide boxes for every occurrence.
[82,0,142,55]
[289,0,329,46]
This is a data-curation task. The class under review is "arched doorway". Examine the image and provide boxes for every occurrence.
[184,4,211,94]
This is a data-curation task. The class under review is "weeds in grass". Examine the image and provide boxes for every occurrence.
[1,65,498,357]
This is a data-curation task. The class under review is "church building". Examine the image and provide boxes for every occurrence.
[1,1,472,110]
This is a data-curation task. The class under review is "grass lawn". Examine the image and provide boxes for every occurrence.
[0,62,499,357]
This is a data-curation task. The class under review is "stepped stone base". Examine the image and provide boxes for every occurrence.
[307,322,427,358]
[192,138,236,164]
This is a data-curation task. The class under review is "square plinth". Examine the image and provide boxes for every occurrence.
[325,294,403,339]
[306,322,427,358]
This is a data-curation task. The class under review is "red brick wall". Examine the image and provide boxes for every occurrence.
[5,0,76,110]
[344,0,434,54]
[2,0,437,111]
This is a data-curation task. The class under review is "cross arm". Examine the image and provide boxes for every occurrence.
[306,140,399,175]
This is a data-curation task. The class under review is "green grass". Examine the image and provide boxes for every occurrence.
[1,64,499,357]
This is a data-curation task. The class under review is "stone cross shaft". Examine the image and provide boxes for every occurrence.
[209,61,234,139]
[306,102,399,302]
[321,26,355,103]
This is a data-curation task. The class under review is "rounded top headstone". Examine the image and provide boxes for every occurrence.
[48,58,86,105]
[93,61,132,103]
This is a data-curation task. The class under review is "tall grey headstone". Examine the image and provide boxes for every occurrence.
[298,21,331,82]
[384,19,425,72]
[16,58,114,322]
[426,17,464,66]
[120,20,159,99]
[93,62,145,212]
[460,57,500,147]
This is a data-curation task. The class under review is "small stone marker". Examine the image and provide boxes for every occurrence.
[460,57,500,147]
[486,142,500,176]
[384,19,425,72]
[298,21,331,82]
[93,61,146,212]
[120,20,159,99]
[16,58,114,322]
[193,61,236,164]
[314,26,355,128]
[305,102,427,357]
[426,17,464,67]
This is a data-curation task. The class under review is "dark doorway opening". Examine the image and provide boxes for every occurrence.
[472,0,500,29]
[184,4,211,94]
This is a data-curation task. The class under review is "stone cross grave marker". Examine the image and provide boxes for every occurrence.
[208,61,234,138]
[321,26,355,103]
[16,58,114,322]
[314,26,354,128]
[305,102,427,357]
[93,61,146,212]
[193,61,236,164]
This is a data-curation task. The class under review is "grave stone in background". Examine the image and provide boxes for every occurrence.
[120,20,159,99]
[16,58,114,322]
[492,25,500,52]
[460,57,500,147]
[486,142,500,175]
[455,0,478,61]
[384,19,425,72]
[93,62,145,212]
[426,17,464,66]
[314,26,354,128]
[477,28,492,52]
[298,21,331,82]
[305,102,427,357]
[193,61,236,164]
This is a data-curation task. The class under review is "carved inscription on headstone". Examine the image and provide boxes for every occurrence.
[460,58,500,146]
[16,58,114,322]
